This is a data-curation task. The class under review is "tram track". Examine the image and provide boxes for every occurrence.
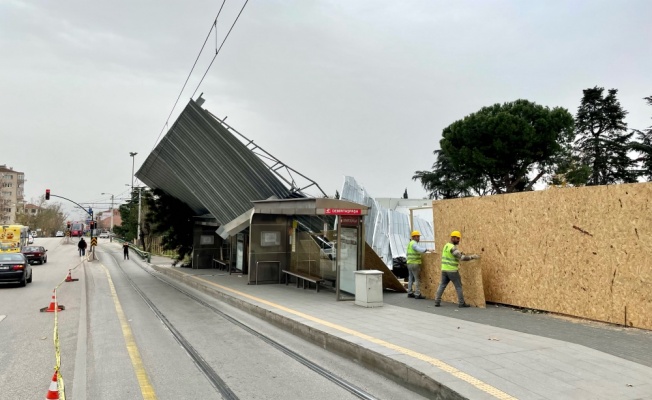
[102,248,379,400]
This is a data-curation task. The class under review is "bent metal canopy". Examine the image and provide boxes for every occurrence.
[137,100,295,225]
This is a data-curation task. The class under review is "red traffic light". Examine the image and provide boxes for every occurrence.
[45,189,50,200]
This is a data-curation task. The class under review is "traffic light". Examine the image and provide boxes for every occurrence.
[45,189,50,200]
[89,221,95,229]
[67,222,71,229]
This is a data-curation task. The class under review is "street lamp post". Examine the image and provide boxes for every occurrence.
[129,152,138,193]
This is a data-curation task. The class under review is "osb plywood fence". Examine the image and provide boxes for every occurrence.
[432,182,652,330]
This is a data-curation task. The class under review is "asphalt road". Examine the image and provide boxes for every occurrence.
[0,237,425,399]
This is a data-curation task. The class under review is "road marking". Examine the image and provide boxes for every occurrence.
[100,264,157,399]
[0,315,5,323]
[194,276,517,400]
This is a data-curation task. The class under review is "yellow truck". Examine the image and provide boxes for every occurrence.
[0,225,29,253]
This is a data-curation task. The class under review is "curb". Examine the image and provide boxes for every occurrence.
[151,265,465,400]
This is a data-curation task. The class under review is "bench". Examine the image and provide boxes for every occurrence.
[212,258,228,270]
[281,270,325,292]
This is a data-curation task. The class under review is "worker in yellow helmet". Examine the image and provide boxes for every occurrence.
[434,231,480,308]
[406,230,430,299]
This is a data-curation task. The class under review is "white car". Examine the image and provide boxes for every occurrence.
[55,231,65,237]
[99,232,110,239]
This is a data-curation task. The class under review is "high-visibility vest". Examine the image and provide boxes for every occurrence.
[441,242,459,271]
[406,240,422,265]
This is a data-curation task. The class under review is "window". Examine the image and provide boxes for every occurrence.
[261,231,281,247]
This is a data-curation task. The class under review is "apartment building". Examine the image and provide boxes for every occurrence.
[0,165,25,224]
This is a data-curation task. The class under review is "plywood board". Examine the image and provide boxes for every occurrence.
[420,253,486,307]
[432,182,652,330]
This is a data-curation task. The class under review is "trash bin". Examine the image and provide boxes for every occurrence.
[354,270,383,308]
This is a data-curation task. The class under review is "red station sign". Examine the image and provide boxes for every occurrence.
[324,208,361,215]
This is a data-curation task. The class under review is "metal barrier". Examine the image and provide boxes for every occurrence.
[114,238,151,263]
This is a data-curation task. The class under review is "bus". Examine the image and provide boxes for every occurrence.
[70,222,85,237]
[0,225,29,253]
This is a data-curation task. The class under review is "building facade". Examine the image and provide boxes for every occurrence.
[0,165,25,224]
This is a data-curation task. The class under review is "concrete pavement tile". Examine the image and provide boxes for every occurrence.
[420,362,546,400]
[573,380,652,400]
[489,366,576,398]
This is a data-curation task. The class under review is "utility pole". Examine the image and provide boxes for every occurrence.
[137,187,142,247]
[109,194,114,232]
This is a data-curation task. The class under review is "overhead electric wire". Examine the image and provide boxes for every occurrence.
[151,0,228,151]
[190,0,250,99]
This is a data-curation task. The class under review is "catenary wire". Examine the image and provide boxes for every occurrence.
[151,0,228,152]
[190,0,250,100]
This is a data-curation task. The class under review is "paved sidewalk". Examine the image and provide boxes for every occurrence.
[140,252,651,400]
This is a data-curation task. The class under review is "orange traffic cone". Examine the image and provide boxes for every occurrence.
[65,270,79,282]
[45,371,59,399]
[40,290,65,312]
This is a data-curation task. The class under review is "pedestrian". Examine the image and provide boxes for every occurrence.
[123,242,129,260]
[406,230,430,299]
[434,231,480,308]
[78,237,87,257]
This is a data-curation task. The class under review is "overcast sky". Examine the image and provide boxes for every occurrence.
[2,0,651,220]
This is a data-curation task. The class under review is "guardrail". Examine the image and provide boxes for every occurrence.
[114,238,151,263]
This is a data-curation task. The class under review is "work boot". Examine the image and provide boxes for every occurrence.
[415,294,425,299]
[407,293,415,298]
[434,301,441,307]
[458,303,471,308]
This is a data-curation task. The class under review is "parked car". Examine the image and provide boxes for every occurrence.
[27,235,34,244]
[0,253,32,286]
[22,246,48,264]
[55,231,65,237]
[31,231,38,238]
[99,231,110,239]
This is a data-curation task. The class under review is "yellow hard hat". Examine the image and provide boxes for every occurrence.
[450,231,461,238]
[411,230,421,237]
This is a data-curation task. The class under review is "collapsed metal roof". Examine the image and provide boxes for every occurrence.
[136,99,302,225]
[340,176,435,266]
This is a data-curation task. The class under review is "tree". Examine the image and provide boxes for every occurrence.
[434,99,575,194]
[144,188,195,262]
[631,96,652,181]
[413,150,492,199]
[574,87,637,185]
[15,196,67,236]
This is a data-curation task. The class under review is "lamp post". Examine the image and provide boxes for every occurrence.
[125,184,142,246]
[129,152,138,193]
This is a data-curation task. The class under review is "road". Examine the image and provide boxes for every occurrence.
[0,237,424,399]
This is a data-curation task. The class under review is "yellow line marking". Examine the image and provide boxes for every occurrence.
[101,264,157,399]
[192,275,517,400]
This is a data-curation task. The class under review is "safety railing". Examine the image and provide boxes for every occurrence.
[114,238,151,263]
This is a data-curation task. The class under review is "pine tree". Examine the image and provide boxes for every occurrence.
[632,96,652,181]
[574,87,637,185]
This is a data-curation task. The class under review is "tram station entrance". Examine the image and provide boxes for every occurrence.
[247,198,369,300]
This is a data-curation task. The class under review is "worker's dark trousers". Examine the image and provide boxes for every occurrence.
[434,270,465,304]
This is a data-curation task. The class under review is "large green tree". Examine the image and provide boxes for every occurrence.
[631,96,652,181]
[574,87,637,185]
[114,188,152,246]
[144,188,195,262]
[413,150,492,199]
[429,99,575,195]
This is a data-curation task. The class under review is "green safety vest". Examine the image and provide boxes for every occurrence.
[406,240,422,265]
[441,242,459,271]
